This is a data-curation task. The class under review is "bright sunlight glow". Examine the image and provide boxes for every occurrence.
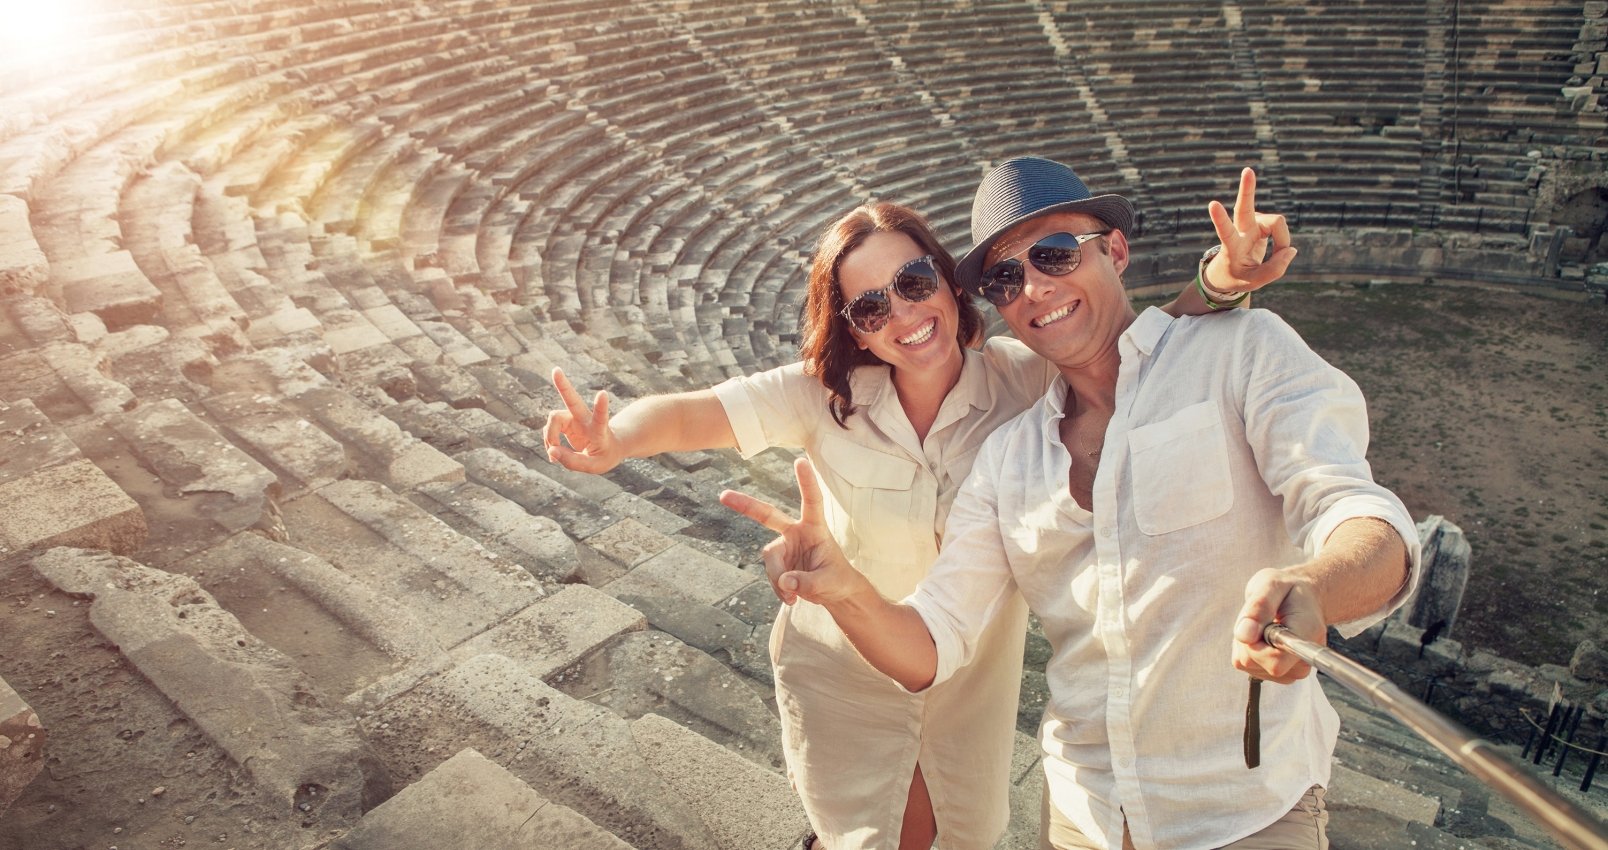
[0,0,91,74]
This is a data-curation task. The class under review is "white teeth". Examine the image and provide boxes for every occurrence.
[1032,304,1074,328]
[898,319,936,345]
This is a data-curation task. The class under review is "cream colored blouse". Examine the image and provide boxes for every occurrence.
[714,338,1055,850]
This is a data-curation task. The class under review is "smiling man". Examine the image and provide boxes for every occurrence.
[724,157,1422,850]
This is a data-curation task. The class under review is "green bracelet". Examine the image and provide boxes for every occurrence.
[1196,247,1248,310]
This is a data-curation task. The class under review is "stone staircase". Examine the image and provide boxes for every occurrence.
[1322,677,1601,850]
[1,1,1605,849]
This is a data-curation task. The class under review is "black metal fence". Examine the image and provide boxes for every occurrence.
[1331,641,1606,794]
[1524,701,1608,794]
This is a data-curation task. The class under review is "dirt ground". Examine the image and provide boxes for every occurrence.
[1243,281,1608,667]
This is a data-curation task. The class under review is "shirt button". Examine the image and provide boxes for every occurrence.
[1100,527,1114,538]
[1118,756,1133,768]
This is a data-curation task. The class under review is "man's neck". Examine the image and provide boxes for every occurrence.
[1057,353,1120,413]
[1052,310,1135,411]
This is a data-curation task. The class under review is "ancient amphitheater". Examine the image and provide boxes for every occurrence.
[0,1,1605,849]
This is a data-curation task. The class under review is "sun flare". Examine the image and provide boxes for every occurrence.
[0,0,91,73]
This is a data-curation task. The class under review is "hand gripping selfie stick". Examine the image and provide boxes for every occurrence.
[1262,623,1608,850]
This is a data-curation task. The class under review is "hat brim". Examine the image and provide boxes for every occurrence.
[955,194,1135,296]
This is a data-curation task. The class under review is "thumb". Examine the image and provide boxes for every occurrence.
[1235,583,1282,647]
[781,569,820,602]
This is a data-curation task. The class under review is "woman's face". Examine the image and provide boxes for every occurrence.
[838,230,964,381]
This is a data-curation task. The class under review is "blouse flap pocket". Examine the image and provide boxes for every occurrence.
[819,436,918,491]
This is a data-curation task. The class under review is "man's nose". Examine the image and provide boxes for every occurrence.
[1020,266,1057,302]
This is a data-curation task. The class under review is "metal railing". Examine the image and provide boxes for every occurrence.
[1263,624,1608,850]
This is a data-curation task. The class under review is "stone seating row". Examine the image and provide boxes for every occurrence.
[3,0,1582,390]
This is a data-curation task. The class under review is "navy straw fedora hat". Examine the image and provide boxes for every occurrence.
[955,156,1135,296]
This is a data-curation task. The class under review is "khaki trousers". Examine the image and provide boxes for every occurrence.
[1038,782,1329,850]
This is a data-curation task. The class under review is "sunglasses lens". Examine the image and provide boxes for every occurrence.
[894,259,940,302]
[845,291,891,333]
[979,260,1023,306]
[1028,232,1083,275]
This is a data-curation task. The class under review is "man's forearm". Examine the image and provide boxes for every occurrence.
[824,591,940,692]
[1297,516,1411,624]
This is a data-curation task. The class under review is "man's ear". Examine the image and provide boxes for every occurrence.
[1106,229,1131,275]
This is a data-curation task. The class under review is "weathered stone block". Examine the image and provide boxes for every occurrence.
[0,458,146,556]
[459,447,612,537]
[331,748,630,850]
[1328,763,1440,825]
[605,543,756,607]
[202,391,348,495]
[0,677,45,816]
[414,480,581,581]
[291,387,463,489]
[630,713,807,849]
[31,547,389,823]
[109,398,281,536]
[55,251,163,330]
[586,517,676,567]
[449,584,644,678]
[379,653,720,849]
[1571,640,1608,683]
[1402,515,1469,637]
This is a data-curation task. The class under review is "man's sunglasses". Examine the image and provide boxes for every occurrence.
[976,230,1111,306]
[838,255,941,334]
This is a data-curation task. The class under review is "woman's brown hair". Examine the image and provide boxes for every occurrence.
[798,202,985,427]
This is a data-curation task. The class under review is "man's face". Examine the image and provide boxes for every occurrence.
[987,211,1136,369]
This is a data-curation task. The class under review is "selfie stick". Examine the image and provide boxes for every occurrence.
[1262,623,1608,850]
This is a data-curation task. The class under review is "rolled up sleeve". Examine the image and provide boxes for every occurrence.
[713,363,815,458]
[1239,314,1422,636]
[902,434,1020,688]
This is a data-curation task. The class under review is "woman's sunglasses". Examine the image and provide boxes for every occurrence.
[976,230,1111,306]
[838,255,941,334]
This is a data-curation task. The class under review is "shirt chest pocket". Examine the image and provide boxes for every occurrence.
[818,436,922,563]
[1127,400,1234,536]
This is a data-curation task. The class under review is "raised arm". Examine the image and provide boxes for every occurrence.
[543,367,737,474]
[1162,167,1297,317]
[1233,517,1410,683]
[721,458,939,692]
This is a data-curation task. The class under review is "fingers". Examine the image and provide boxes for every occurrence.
[1232,568,1319,683]
[547,441,613,474]
[1233,167,1258,233]
[793,457,825,526]
[1238,246,1298,289]
[1257,212,1291,253]
[761,537,797,605]
[1208,199,1235,248]
[1233,642,1311,684]
[542,410,570,453]
[551,367,594,425]
[719,489,798,534]
[592,390,610,432]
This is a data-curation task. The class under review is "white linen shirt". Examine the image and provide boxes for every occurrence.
[904,307,1422,850]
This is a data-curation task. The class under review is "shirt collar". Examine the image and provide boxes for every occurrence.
[1123,306,1175,357]
[846,347,993,413]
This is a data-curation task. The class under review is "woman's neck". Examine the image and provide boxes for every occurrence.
[892,355,964,444]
